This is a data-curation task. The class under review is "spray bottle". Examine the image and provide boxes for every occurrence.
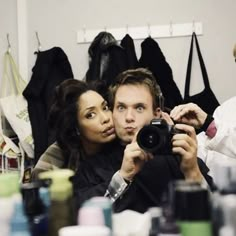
[39,169,75,236]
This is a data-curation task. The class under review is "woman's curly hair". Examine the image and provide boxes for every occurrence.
[48,79,106,170]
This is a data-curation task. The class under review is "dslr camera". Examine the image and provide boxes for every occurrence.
[137,118,184,154]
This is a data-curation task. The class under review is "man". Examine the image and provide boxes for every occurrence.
[105,68,212,213]
[170,98,236,178]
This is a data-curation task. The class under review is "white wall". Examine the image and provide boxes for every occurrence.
[1,0,236,104]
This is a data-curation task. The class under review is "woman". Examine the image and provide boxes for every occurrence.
[31,79,116,180]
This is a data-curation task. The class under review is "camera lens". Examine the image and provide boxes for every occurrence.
[137,125,163,153]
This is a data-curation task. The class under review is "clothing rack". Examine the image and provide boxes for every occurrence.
[77,21,203,44]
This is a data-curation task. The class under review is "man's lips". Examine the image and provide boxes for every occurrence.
[125,127,136,132]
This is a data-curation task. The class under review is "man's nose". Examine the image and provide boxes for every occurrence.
[125,109,135,122]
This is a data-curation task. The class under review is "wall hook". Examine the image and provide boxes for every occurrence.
[7,33,11,53]
[147,23,151,37]
[192,20,195,33]
[169,21,173,36]
[83,26,86,42]
[126,24,129,34]
[35,31,42,51]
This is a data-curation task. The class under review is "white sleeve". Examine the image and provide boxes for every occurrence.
[197,97,236,169]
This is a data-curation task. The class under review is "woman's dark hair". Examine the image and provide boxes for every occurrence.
[48,79,103,170]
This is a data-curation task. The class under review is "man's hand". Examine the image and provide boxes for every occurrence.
[170,103,207,129]
[172,123,203,182]
[119,133,153,182]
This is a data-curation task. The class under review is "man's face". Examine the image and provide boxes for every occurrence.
[112,84,160,145]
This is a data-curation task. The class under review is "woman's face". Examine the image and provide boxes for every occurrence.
[78,90,116,148]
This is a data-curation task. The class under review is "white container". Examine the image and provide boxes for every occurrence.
[59,225,111,236]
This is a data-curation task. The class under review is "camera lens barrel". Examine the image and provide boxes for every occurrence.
[137,125,165,153]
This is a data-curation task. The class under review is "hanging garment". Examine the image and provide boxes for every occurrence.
[120,34,138,69]
[139,37,183,109]
[23,47,74,165]
[85,32,128,89]
[183,32,220,115]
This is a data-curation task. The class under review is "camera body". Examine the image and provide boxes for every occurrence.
[137,118,183,154]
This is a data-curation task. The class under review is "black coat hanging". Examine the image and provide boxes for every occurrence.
[139,37,183,109]
[23,47,74,164]
[85,31,128,88]
[120,34,138,69]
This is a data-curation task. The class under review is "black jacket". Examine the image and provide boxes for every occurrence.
[85,32,128,93]
[139,37,183,109]
[23,47,73,164]
[120,34,138,69]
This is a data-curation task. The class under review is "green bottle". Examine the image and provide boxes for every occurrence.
[173,180,213,236]
[39,169,74,236]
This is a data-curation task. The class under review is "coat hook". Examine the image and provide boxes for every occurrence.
[126,24,129,34]
[169,21,173,36]
[35,31,42,51]
[233,44,236,62]
[7,33,11,53]
[192,20,195,33]
[147,23,151,37]
[83,26,86,42]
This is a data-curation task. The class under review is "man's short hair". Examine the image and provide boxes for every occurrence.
[109,68,163,110]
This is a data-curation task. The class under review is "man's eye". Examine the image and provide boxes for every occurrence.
[137,106,144,112]
[117,105,125,111]
[86,112,96,119]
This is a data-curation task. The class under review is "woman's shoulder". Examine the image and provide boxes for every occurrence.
[35,142,65,168]
[31,142,65,181]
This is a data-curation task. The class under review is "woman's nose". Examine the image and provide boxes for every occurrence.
[101,112,110,124]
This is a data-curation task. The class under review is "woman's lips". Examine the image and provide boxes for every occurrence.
[103,127,115,135]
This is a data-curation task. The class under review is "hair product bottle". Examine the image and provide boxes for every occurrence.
[0,173,20,236]
[81,196,113,230]
[10,195,31,236]
[21,181,49,236]
[39,169,75,236]
[173,180,212,236]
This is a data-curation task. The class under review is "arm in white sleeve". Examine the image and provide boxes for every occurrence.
[197,96,236,168]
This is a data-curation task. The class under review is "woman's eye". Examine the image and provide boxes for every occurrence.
[86,112,96,119]
[103,105,109,111]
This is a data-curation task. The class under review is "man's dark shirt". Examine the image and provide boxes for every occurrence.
[73,140,213,213]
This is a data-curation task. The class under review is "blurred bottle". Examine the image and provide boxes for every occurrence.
[81,196,113,230]
[59,225,111,236]
[148,207,162,236]
[211,162,236,236]
[21,180,50,236]
[10,195,30,236]
[218,195,236,236]
[0,172,20,236]
[39,169,74,236]
[173,180,212,236]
